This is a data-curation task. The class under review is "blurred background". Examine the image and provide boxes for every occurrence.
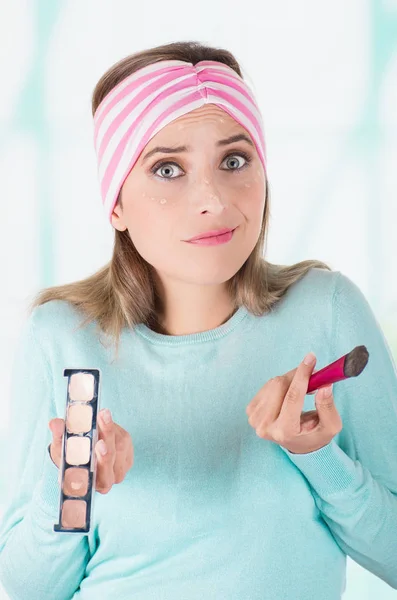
[0,0,396,598]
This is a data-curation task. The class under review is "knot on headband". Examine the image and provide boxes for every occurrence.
[93,59,267,223]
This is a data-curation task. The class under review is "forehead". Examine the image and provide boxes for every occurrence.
[150,104,241,140]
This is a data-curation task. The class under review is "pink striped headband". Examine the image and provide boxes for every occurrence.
[93,59,267,223]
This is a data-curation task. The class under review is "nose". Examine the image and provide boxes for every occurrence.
[188,174,228,214]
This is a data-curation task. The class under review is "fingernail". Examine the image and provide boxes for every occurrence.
[321,384,333,398]
[97,440,107,455]
[101,409,112,425]
[303,351,316,365]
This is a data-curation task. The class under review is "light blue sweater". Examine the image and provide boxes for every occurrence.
[1,268,397,600]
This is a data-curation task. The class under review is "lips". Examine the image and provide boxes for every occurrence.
[186,227,235,242]
[185,228,236,246]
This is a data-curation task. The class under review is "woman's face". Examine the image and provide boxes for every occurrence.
[111,104,266,286]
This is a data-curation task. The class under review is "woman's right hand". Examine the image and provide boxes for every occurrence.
[48,408,134,494]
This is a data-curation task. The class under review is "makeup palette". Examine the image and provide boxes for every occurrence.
[54,368,101,534]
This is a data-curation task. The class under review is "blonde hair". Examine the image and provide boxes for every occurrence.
[29,40,332,361]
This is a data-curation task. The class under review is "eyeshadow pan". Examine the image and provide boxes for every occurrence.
[66,436,91,465]
[66,404,93,434]
[69,372,95,402]
[61,499,86,528]
[63,467,89,497]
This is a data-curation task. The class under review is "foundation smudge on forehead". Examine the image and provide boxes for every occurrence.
[63,468,89,497]
[61,499,86,528]
[66,436,91,465]
[66,404,93,434]
[69,373,95,402]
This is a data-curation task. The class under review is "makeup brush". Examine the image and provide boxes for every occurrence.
[307,345,369,395]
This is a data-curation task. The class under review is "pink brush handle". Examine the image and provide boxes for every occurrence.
[307,355,348,394]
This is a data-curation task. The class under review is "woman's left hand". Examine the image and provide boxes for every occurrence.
[246,352,343,454]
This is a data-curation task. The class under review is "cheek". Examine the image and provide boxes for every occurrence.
[235,180,265,215]
[126,197,176,257]
[127,190,174,228]
[231,163,265,193]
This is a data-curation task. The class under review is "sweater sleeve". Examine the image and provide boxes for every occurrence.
[0,309,90,600]
[282,271,397,590]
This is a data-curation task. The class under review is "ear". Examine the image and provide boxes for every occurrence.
[111,203,127,231]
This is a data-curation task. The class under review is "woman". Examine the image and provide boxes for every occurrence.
[0,41,396,600]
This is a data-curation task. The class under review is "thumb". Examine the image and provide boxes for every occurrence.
[48,418,65,468]
[314,384,340,427]
[49,418,64,440]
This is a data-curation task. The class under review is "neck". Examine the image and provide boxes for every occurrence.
[150,275,237,336]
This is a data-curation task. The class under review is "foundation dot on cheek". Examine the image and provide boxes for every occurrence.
[159,198,167,204]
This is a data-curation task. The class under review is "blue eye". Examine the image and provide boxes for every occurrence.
[152,162,183,179]
[150,151,252,180]
[218,152,251,172]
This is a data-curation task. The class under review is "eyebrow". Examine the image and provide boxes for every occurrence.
[141,133,255,164]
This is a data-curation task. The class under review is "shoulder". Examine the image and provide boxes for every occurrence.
[11,300,87,373]
[296,267,370,316]
[28,299,86,347]
[285,267,342,305]
[296,268,379,343]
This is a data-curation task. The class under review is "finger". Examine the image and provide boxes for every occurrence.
[306,368,320,395]
[247,359,323,417]
[49,417,64,439]
[246,367,298,417]
[314,385,342,432]
[277,352,317,427]
[281,363,320,383]
[48,418,65,467]
[291,366,320,395]
[246,363,321,413]
[246,390,263,416]
[299,410,320,433]
[95,409,116,493]
[113,428,132,483]
[307,382,330,396]
[248,376,290,434]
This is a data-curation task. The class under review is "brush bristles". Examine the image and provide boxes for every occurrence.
[344,345,369,377]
